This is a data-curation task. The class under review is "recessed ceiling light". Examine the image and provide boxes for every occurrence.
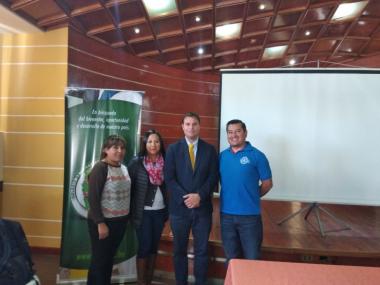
[305,30,311,36]
[347,48,352,52]
[289,59,296,65]
[263,45,288,60]
[250,38,256,44]
[195,16,201,22]
[142,0,177,18]
[216,22,242,40]
[259,4,266,10]
[332,1,369,22]
[197,47,204,55]
[134,27,140,34]
[358,20,365,25]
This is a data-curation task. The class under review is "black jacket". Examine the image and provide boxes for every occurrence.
[128,156,168,227]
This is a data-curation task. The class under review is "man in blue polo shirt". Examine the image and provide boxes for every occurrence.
[219,119,273,263]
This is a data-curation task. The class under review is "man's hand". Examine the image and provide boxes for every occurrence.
[98,222,109,240]
[183,193,201,209]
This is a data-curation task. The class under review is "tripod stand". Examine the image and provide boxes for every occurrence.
[277,202,351,237]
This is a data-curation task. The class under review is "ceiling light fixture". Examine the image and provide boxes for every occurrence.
[197,47,204,55]
[216,22,242,40]
[195,16,201,22]
[142,0,177,18]
[305,30,311,36]
[259,4,266,10]
[332,1,369,22]
[262,45,288,60]
[134,27,140,34]
[347,48,352,52]
[289,59,296,65]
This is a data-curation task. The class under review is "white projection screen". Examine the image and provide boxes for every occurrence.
[220,69,380,206]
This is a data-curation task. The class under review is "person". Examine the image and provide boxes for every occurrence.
[164,112,219,285]
[87,135,131,285]
[219,119,273,263]
[128,130,168,285]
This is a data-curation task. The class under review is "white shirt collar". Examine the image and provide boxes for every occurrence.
[185,137,199,146]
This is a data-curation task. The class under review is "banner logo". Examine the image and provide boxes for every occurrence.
[70,165,92,218]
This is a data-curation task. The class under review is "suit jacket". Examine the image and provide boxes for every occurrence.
[164,138,218,216]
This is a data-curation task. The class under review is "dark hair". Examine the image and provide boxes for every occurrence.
[226,119,247,133]
[100,134,126,159]
[182,112,201,124]
[139,129,165,157]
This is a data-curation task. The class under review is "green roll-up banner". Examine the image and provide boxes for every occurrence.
[60,88,143,275]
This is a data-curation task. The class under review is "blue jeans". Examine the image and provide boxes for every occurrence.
[170,211,212,285]
[220,213,263,263]
[136,209,167,258]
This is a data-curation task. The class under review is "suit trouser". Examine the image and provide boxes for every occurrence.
[170,211,212,285]
[87,217,128,285]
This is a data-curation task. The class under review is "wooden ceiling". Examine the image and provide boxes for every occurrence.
[1,0,380,72]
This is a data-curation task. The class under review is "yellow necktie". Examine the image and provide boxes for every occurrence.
[189,143,195,170]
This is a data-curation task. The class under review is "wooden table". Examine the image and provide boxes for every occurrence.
[225,259,380,285]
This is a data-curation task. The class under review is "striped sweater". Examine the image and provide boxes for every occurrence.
[88,161,131,224]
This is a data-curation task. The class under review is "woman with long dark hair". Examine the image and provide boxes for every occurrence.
[129,129,168,285]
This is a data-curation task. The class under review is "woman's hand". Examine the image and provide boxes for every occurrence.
[98,222,109,239]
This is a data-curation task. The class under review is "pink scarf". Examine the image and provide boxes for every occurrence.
[143,155,164,185]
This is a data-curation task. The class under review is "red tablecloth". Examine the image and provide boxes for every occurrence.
[225,259,380,285]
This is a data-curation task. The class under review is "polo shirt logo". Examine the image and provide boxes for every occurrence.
[240,156,250,165]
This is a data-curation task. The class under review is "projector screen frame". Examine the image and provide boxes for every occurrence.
[219,68,380,206]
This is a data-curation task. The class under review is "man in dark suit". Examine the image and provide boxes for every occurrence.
[165,112,218,285]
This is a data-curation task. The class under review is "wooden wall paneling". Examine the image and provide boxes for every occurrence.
[141,111,219,128]
[0,28,67,248]
[68,48,218,95]
[68,27,220,146]
[68,66,219,116]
